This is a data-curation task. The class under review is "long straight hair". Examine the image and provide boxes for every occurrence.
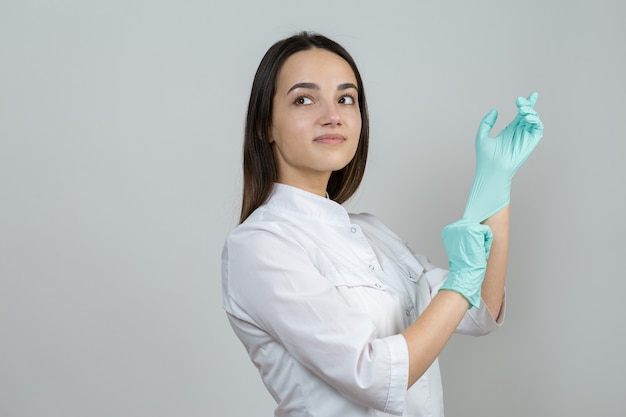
[239,32,370,223]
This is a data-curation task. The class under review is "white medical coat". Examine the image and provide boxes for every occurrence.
[222,183,504,416]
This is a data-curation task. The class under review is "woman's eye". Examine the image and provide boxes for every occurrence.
[295,96,313,105]
[339,95,355,105]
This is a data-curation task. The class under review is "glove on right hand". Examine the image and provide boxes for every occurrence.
[438,219,493,309]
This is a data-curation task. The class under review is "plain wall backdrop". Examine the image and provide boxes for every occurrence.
[1,0,625,416]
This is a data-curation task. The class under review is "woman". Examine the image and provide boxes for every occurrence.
[222,32,542,416]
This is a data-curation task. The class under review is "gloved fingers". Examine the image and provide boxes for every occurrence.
[516,92,543,135]
[519,111,544,137]
[523,114,542,127]
[442,220,493,253]
[477,108,498,139]
[440,220,491,309]
[518,105,537,117]
[516,91,539,109]
[530,121,544,136]
[516,96,530,108]
[517,109,538,132]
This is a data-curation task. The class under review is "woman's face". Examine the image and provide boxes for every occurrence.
[270,48,362,196]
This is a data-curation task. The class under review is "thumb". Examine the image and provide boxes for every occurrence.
[477,109,498,139]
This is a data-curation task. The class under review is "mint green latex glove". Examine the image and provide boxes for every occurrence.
[464,92,544,222]
[439,219,493,309]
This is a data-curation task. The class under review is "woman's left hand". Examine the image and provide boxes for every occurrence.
[464,92,544,222]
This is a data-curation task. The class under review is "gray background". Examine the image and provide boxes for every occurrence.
[1,0,625,416]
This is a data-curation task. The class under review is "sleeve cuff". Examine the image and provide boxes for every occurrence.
[380,334,409,415]
[456,288,506,336]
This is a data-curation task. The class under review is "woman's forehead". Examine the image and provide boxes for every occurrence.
[276,48,357,89]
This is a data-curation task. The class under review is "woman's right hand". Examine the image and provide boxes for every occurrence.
[438,219,493,308]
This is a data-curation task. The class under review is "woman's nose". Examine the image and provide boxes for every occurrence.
[320,102,341,126]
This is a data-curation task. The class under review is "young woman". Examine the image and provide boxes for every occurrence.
[222,32,542,417]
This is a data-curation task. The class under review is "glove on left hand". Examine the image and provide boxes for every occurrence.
[464,92,543,222]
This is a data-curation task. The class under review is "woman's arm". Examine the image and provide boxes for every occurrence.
[480,205,509,319]
[401,206,509,388]
[402,220,493,387]
[464,93,541,317]
[402,90,543,386]
[401,289,469,387]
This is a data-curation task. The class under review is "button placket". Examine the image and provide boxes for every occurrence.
[348,223,384,290]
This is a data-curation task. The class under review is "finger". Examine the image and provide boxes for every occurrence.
[523,114,542,125]
[477,108,498,138]
[521,116,544,139]
[528,118,544,135]
[518,105,538,116]
[470,223,494,259]
[517,91,539,109]
[516,95,530,108]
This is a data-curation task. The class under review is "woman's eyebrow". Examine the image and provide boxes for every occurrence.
[337,82,358,91]
[287,82,319,93]
[287,82,358,94]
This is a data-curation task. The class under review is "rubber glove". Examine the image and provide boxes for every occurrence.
[464,92,544,222]
[439,219,493,309]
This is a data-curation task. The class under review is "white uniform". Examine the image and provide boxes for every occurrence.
[222,183,504,416]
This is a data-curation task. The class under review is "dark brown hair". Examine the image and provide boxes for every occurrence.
[239,31,370,223]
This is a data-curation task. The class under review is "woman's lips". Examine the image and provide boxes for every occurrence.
[314,134,345,145]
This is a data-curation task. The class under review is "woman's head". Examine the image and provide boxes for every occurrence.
[240,31,369,223]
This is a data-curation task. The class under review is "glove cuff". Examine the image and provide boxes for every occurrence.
[439,273,482,309]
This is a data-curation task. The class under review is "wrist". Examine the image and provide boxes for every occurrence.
[464,174,511,222]
[436,289,471,310]
[439,276,482,309]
